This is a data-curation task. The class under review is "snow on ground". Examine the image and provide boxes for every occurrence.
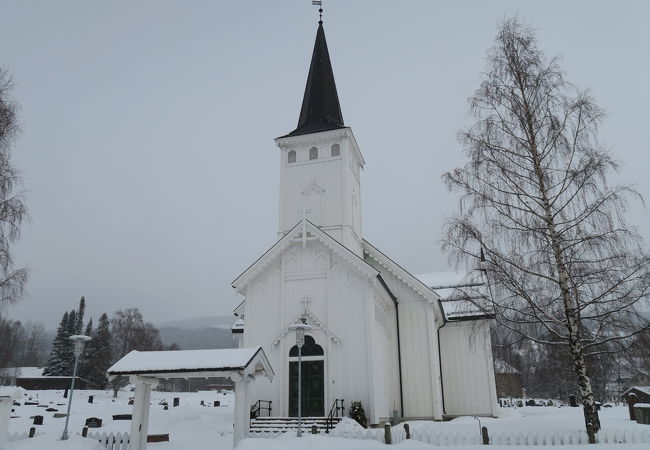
[8,388,235,450]
[6,389,650,449]
[406,405,643,435]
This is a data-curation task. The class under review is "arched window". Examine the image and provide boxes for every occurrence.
[309,146,318,160]
[289,335,323,357]
[288,150,296,163]
[331,143,340,157]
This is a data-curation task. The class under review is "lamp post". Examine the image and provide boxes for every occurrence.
[288,317,311,437]
[61,334,91,440]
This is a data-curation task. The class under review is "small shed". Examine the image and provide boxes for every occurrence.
[620,386,650,420]
[494,359,523,398]
[0,367,89,390]
[107,346,274,449]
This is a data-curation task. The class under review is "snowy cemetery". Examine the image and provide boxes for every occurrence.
[2,381,650,450]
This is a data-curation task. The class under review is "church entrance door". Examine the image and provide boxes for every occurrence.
[289,360,324,417]
[288,335,325,417]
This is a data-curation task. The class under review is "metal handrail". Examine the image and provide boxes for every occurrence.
[325,399,345,433]
[250,400,272,426]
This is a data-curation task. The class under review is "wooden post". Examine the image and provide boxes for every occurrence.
[232,373,252,447]
[403,423,410,439]
[311,424,318,434]
[482,426,489,445]
[587,423,596,444]
[128,376,158,450]
[384,423,392,444]
[0,397,14,450]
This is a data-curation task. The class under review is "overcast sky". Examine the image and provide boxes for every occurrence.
[1,1,648,329]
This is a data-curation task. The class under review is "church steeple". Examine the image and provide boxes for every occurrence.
[285,22,345,137]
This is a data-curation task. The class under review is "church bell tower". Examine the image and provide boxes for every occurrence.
[275,20,365,256]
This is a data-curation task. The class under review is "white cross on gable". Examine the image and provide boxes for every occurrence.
[301,295,312,312]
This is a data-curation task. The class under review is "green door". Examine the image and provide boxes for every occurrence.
[289,360,324,417]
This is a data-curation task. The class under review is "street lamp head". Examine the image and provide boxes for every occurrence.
[69,334,91,356]
[288,317,312,347]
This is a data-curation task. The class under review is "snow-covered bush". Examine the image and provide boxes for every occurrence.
[348,401,367,428]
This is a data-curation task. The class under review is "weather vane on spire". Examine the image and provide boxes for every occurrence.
[311,0,323,23]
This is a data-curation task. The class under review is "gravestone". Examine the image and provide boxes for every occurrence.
[88,396,94,404]
[163,405,168,410]
[112,414,132,420]
[29,427,36,438]
[173,397,179,407]
[45,408,58,412]
[200,401,204,406]
[526,399,536,406]
[213,401,220,407]
[53,413,67,418]
[147,434,170,442]
[569,394,578,407]
[63,388,68,398]
[85,417,103,428]
[32,415,43,425]
[24,401,38,406]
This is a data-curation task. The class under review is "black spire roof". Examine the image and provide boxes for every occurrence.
[284,22,345,137]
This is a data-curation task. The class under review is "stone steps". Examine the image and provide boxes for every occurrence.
[250,416,341,433]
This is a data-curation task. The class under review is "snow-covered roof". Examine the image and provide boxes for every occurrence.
[622,386,650,397]
[493,359,522,375]
[0,367,44,378]
[106,346,274,381]
[414,270,494,321]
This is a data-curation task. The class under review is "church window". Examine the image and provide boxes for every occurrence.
[289,335,323,357]
[309,146,318,160]
[331,143,340,157]
[288,150,296,163]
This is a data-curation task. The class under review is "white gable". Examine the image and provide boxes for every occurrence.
[232,220,378,294]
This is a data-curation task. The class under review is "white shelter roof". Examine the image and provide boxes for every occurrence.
[0,386,24,399]
[107,346,274,381]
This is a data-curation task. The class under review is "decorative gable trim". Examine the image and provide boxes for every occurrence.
[232,220,378,293]
[272,308,341,347]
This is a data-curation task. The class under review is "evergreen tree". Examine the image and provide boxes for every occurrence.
[43,312,73,375]
[75,297,85,334]
[84,318,93,337]
[81,313,112,389]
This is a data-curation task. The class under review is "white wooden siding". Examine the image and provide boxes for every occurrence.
[439,320,498,417]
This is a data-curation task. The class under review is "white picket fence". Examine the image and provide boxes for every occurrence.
[86,431,130,450]
[8,430,42,442]
[330,425,650,446]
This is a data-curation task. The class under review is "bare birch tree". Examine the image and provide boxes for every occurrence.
[443,18,650,432]
[0,68,28,308]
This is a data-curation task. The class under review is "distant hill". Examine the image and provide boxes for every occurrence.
[157,315,238,350]
[157,315,236,330]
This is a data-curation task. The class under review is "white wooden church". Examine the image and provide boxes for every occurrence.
[231,18,497,425]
